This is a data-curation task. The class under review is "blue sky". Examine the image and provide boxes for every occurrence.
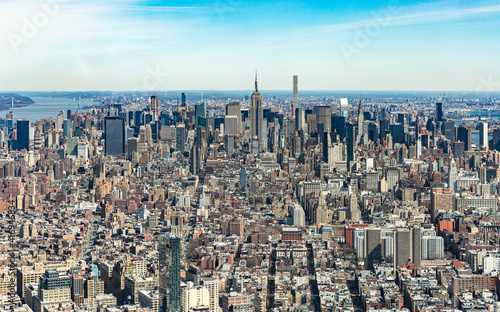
[1,0,500,91]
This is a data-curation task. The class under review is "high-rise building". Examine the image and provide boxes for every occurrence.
[479,122,488,148]
[313,106,332,136]
[357,99,364,144]
[181,282,209,312]
[457,125,472,151]
[62,119,72,138]
[295,107,305,132]
[151,95,159,121]
[340,98,349,119]
[159,235,181,312]
[332,115,346,141]
[411,226,421,268]
[394,229,411,269]
[364,228,381,270]
[16,120,29,151]
[250,73,263,152]
[104,117,125,156]
[346,121,356,171]
[203,278,219,312]
[195,100,207,128]
[225,102,242,135]
[292,75,298,118]
[441,121,455,141]
[240,168,248,188]
[436,102,443,122]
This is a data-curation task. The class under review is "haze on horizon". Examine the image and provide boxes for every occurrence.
[1,0,500,92]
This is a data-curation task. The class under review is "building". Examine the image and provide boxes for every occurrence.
[292,75,298,117]
[250,73,263,152]
[436,102,443,122]
[479,122,488,148]
[203,278,219,312]
[226,102,242,135]
[124,275,158,304]
[139,290,160,312]
[104,117,126,156]
[364,228,381,270]
[221,292,252,312]
[16,120,30,150]
[394,229,411,269]
[159,235,181,312]
[181,282,210,312]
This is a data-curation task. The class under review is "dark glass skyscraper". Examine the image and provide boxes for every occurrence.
[104,117,125,156]
[436,102,443,122]
[16,120,29,150]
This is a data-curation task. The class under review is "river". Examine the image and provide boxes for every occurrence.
[0,96,98,121]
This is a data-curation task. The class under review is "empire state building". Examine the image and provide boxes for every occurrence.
[250,72,263,152]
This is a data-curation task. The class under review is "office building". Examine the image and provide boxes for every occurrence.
[292,75,298,117]
[104,117,126,156]
[159,235,181,312]
[436,102,443,122]
[479,122,488,148]
[250,73,263,152]
[364,228,381,270]
[225,102,242,135]
[340,98,349,119]
[16,120,30,151]
[181,282,210,312]
[394,229,411,269]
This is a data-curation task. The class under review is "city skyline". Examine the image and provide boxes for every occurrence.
[1,0,500,91]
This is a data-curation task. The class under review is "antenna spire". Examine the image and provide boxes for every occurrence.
[255,70,258,92]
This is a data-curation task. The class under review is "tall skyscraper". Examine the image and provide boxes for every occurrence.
[340,98,349,119]
[151,95,159,121]
[62,119,72,138]
[295,107,305,131]
[292,75,298,118]
[346,121,355,171]
[479,122,488,148]
[104,117,126,156]
[364,228,381,270]
[159,235,181,312]
[411,226,421,268]
[16,120,29,151]
[195,100,207,129]
[250,72,263,152]
[357,99,364,144]
[394,229,411,269]
[436,102,443,122]
[456,125,472,151]
[225,102,242,135]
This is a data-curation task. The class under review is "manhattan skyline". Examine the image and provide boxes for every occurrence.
[1,0,500,91]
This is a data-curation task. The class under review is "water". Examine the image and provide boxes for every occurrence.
[0,97,97,121]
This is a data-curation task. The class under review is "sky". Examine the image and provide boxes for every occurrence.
[1,0,500,92]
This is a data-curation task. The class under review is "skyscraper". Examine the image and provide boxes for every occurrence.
[225,102,242,135]
[479,122,488,148]
[340,98,349,119]
[104,117,126,156]
[364,228,381,270]
[250,72,263,152]
[292,75,298,118]
[159,235,181,312]
[394,229,411,269]
[346,121,355,171]
[436,102,443,122]
[456,125,472,151]
[16,120,29,151]
[357,99,364,144]
[62,119,72,138]
[151,95,159,121]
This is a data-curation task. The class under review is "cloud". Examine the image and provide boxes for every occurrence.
[305,2,500,34]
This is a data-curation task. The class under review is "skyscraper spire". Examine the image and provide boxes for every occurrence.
[255,70,258,92]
